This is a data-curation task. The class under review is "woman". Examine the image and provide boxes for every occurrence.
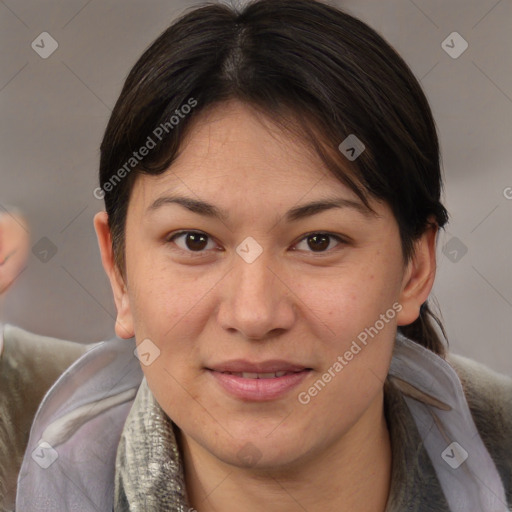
[1,0,511,510]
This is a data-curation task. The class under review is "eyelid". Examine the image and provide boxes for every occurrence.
[166,230,349,256]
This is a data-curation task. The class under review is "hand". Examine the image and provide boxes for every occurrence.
[0,208,30,295]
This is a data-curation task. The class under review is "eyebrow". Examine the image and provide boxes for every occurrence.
[146,194,375,223]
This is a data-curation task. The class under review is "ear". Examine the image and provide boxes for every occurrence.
[93,211,134,339]
[396,222,438,326]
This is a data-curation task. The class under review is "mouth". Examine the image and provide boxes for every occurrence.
[206,360,312,401]
[218,370,303,379]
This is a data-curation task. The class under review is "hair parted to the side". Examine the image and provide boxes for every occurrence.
[99,0,449,356]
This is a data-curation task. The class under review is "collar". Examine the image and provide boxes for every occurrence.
[114,335,508,511]
[16,334,508,511]
[113,375,449,512]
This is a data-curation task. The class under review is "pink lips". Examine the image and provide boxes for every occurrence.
[207,359,311,401]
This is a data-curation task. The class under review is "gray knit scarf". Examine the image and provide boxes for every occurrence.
[114,379,189,511]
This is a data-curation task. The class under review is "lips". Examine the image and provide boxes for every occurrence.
[207,360,312,401]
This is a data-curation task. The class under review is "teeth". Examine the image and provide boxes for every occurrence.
[220,370,303,378]
[236,371,291,379]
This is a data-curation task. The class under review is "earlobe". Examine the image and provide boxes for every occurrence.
[93,211,135,339]
[396,223,438,327]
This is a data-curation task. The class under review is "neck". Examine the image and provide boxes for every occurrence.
[179,391,392,512]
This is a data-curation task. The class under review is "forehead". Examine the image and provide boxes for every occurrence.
[177,101,321,174]
[130,100,362,208]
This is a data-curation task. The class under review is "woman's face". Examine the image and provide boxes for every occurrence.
[100,100,433,470]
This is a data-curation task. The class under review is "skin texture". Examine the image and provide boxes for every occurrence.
[94,100,437,512]
[0,211,29,297]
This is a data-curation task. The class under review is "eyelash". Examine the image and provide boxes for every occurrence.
[165,230,348,257]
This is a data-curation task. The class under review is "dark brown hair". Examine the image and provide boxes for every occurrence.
[99,0,449,355]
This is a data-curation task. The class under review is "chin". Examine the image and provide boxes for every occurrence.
[205,429,313,472]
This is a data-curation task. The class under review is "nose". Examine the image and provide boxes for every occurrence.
[217,250,296,341]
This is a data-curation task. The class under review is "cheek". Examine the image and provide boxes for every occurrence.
[126,257,222,391]
[129,265,209,412]
[297,264,402,343]
[127,252,203,333]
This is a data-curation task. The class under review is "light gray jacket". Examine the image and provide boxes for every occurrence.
[1,324,511,511]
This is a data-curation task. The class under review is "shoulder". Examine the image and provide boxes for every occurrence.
[447,353,512,499]
[1,323,90,368]
[14,334,142,511]
[0,324,92,508]
[447,353,512,431]
[0,323,92,407]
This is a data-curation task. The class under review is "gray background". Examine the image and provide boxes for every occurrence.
[1,0,511,374]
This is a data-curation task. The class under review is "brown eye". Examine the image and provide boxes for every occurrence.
[307,234,330,252]
[185,232,208,251]
[168,231,215,253]
[294,233,345,253]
